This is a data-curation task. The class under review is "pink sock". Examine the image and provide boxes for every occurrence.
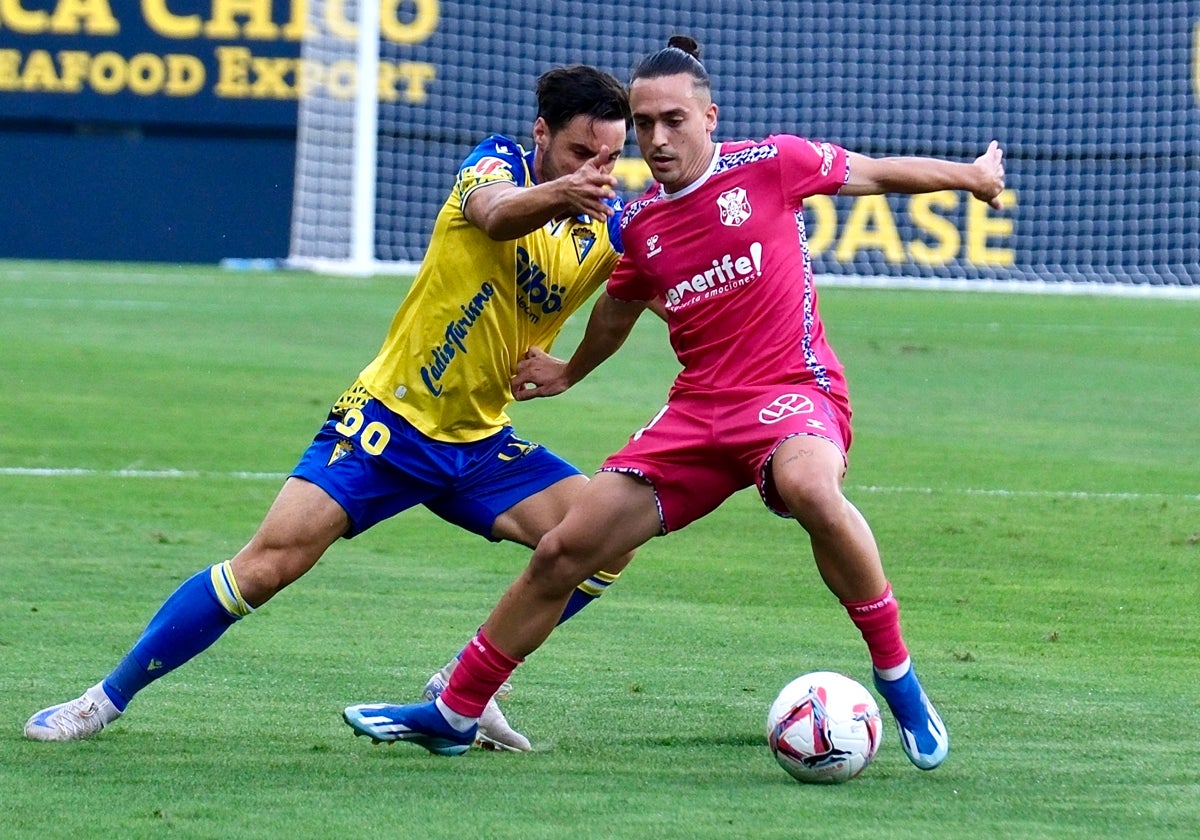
[440,631,523,717]
[842,583,910,672]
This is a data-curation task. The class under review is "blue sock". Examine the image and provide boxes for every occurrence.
[102,562,252,711]
[556,570,621,625]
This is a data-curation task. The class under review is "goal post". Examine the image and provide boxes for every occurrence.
[288,0,412,275]
[348,0,380,274]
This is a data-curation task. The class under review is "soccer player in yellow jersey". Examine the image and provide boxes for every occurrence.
[24,65,633,751]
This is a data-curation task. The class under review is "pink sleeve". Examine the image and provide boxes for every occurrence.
[605,254,654,302]
[774,134,849,206]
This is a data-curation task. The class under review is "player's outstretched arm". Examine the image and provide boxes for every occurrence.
[465,147,620,241]
[842,140,1005,209]
[512,292,646,400]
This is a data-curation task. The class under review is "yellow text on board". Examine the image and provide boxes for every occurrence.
[0,1,441,102]
[0,0,439,44]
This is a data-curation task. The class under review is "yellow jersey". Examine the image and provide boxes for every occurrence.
[357,134,623,443]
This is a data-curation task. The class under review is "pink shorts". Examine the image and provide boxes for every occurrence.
[600,385,853,533]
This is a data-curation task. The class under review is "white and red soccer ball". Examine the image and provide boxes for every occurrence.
[767,671,883,784]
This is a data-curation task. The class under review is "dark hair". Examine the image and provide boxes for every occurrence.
[535,65,631,131]
[630,34,711,93]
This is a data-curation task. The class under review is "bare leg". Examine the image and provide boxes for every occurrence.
[490,472,635,621]
[485,471,660,659]
[768,435,885,602]
[25,477,349,741]
[230,476,350,606]
[341,472,660,752]
[768,435,949,770]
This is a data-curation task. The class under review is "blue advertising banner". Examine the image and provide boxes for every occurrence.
[0,0,432,128]
[1,0,1197,283]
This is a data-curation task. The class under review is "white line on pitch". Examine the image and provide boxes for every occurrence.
[1,467,1195,502]
[0,467,284,480]
[850,484,1199,502]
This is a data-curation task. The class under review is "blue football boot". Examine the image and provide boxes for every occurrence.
[343,699,476,756]
[873,667,949,770]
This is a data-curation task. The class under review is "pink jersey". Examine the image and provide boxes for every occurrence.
[609,134,850,401]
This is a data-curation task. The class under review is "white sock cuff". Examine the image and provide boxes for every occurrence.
[209,561,254,618]
[874,657,913,682]
[434,696,478,732]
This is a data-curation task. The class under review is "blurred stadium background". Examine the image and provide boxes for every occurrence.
[1,1,1196,292]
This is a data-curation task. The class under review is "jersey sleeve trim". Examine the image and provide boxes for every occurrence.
[458,134,529,206]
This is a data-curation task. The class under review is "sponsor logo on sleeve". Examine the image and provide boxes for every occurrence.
[471,156,511,177]
[805,141,836,176]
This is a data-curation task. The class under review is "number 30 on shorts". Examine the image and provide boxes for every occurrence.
[334,408,391,456]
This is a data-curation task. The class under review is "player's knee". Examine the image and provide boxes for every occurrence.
[527,530,595,597]
[776,475,845,534]
[231,540,320,604]
[774,469,827,507]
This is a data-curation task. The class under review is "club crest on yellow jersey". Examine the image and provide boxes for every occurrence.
[571,225,597,264]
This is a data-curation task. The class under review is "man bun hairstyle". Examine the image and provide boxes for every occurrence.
[667,34,701,60]
[630,33,711,93]
[536,65,632,131]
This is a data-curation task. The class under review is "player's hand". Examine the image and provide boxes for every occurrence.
[558,146,620,219]
[973,140,1006,210]
[512,346,573,401]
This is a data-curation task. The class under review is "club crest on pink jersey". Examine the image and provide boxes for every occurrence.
[717,187,752,227]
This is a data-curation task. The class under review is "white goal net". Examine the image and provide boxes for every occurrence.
[289,1,1199,293]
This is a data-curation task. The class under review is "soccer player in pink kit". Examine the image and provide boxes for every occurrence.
[344,35,1005,770]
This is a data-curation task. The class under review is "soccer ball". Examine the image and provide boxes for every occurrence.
[766,671,883,784]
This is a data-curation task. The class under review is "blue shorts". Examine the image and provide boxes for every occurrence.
[291,397,580,540]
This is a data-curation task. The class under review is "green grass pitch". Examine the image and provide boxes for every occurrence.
[1,261,1197,839]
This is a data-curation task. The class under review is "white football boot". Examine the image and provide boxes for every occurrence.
[423,661,531,752]
[25,683,122,741]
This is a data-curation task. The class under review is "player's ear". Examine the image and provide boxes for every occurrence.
[532,116,550,150]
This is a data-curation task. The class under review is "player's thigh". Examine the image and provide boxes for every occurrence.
[232,477,350,599]
[538,470,662,568]
[767,434,848,519]
[490,472,588,547]
[252,476,350,549]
